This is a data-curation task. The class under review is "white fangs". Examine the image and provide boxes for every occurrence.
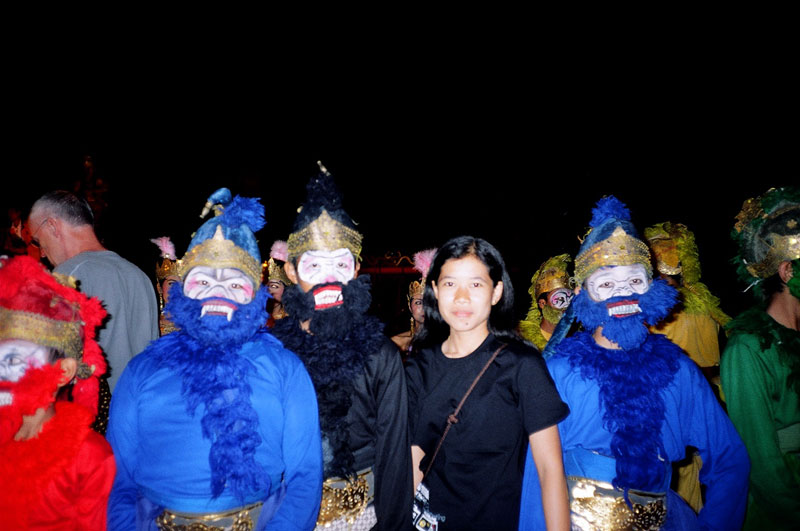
[314,289,343,308]
[201,304,235,321]
[0,391,12,407]
[607,303,641,317]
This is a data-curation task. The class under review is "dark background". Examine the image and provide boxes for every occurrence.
[3,47,797,335]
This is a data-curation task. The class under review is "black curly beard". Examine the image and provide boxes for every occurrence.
[279,275,373,341]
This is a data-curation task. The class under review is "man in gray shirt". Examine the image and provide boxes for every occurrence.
[28,191,159,393]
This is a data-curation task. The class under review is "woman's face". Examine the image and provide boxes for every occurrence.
[409,296,425,324]
[267,280,285,302]
[160,275,180,304]
[432,255,503,335]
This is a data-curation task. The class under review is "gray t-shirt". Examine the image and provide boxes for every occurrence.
[55,250,159,391]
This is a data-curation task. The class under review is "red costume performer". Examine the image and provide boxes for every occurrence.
[0,255,115,530]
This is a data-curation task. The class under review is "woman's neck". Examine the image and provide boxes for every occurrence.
[441,328,490,358]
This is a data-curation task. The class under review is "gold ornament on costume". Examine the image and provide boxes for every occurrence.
[408,279,424,300]
[287,209,363,262]
[156,257,180,283]
[267,258,292,286]
[179,225,262,289]
[574,226,652,285]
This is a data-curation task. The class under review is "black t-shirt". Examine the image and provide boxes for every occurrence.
[405,334,569,530]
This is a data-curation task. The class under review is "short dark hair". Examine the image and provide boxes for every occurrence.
[415,236,518,348]
[31,191,94,227]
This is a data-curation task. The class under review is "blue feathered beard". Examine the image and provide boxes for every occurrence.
[571,278,678,350]
[561,332,681,492]
[558,276,683,493]
[157,284,271,500]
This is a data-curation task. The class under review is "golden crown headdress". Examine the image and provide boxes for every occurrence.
[733,186,800,283]
[287,162,363,262]
[178,188,266,289]
[573,196,652,285]
[530,254,573,301]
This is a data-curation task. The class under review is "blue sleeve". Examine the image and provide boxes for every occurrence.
[106,362,141,530]
[680,362,750,530]
[267,359,323,530]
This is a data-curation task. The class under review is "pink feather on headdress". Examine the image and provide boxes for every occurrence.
[150,237,176,260]
[270,240,289,262]
[413,248,437,278]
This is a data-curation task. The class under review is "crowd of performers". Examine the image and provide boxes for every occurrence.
[0,169,797,530]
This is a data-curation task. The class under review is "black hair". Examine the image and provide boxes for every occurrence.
[31,190,94,227]
[415,236,519,348]
[761,271,787,302]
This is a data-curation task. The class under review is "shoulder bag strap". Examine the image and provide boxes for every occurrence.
[422,343,508,479]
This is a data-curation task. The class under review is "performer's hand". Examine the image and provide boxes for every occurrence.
[15,407,48,441]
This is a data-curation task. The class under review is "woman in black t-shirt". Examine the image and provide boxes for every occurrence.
[406,236,570,531]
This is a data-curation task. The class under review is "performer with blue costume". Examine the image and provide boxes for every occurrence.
[519,196,750,530]
[107,188,323,530]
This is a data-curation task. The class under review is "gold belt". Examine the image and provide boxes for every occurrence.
[317,468,374,526]
[568,476,667,531]
[155,502,262,531]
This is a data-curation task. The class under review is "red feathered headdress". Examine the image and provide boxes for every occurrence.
[0,256,107,415]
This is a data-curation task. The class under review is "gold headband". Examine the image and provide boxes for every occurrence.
[745,233,800,278]
[0,307,83,360]
[574,226,652,284]
[179,225,262,288]
[287,209,363,262]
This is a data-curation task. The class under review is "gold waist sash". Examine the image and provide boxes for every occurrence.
[568,476,667,531]
[155,502,262,531]
[317,467,375,526]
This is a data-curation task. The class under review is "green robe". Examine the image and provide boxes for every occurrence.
[721,306,800,530]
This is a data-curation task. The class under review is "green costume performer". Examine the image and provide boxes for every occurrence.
[720,186,800,530]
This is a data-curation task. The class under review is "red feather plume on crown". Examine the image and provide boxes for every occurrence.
[0,256,107,415]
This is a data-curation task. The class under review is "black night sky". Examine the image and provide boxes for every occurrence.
[3,51,797,333]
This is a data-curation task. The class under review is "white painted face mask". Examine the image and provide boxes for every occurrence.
[585,264,650,317]
[296,249,357,286]
[183,266,255,321]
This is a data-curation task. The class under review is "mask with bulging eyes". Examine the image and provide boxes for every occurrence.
[547,288,574,310]
[585,264,651,318]
[183,266,255,321]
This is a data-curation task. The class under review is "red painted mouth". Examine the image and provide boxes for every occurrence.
[313,285,343,310]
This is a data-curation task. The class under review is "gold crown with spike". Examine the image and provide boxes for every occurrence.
[287,209,363,262]
[179,225,262,288]
[574,226,652,284]
[155,257,180,282]
[267,257,293,286]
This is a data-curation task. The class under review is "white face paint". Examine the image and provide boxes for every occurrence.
[547,288,574,310]
[585,264,650,303]
[183,266,255,321]
[296,249,356,286]
[0,339,50,384]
